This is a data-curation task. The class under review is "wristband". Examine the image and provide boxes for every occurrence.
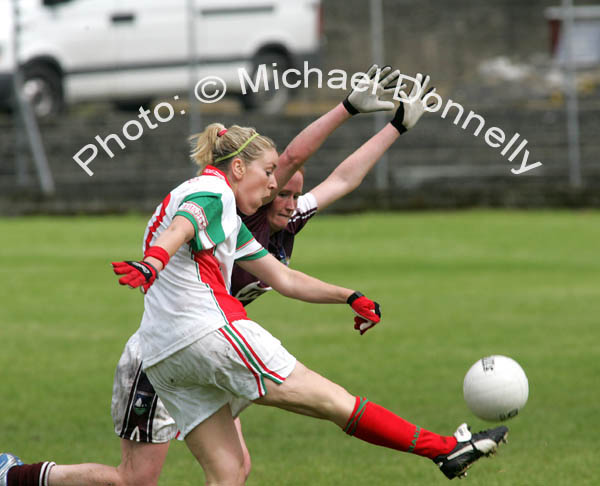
[390,104,408,135]
[144,245,170,268]
[391,121,408,135]
[346,291,364,306]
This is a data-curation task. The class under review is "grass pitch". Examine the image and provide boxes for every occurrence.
[1,210,598,485]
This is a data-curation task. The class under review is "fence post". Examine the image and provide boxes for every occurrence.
[11,0,55,196]
[370,0,389,193]
[562,0,582,188]
[187,0,202,136]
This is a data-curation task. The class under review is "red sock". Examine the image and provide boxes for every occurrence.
[7,461,55,486]
[343,397,457,459]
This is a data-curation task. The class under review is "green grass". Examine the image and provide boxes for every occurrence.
[1,210,599,485]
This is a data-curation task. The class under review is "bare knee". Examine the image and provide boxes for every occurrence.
[205,462,246,486]
[117,440,169,486]
[203,446,246,485]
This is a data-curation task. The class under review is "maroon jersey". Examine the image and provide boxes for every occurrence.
[232,193,318,305]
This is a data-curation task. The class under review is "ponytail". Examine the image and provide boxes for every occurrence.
[190,123,276,174]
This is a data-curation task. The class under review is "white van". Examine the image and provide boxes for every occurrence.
[0,0,322,117]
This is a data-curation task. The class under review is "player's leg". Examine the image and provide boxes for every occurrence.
[255,361,457,456]
[47,463,122,486]
[234,418,252,480]
[203,320,465,467]
[116,440,169,486]
[256,361,507,479]
[184,404,247,486]
[110,333,176,485]
[144,340,250,486]
[1,441,169,486]
[1,457,121,486]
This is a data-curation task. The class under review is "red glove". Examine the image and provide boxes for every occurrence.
[112,260,159,293]
[347,291,381,335]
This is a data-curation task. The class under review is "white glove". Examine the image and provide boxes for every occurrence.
[343,64,405,114]
[389,73,436,133]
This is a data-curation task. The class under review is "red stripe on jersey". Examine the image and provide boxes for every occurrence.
[229,321,285,381]
[145,193,171,253]
[193,250,247,323]
[202,165,232,188]
[219,327,264,396]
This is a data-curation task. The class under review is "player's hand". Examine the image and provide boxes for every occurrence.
[343,64,405,115]
[112,260,159,293]
[390,73,436,134]
[347,291,381,335]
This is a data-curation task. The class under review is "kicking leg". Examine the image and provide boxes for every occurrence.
[256,361,456,458]
[255,361,508,479]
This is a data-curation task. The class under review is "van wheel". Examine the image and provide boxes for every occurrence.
[240,52,291,114]
[21,63,64,118]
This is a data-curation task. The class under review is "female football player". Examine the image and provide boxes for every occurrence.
[2,63,408,486]
[113,119,507,485]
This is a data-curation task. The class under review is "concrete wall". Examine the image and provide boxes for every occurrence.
[2,103,598,215]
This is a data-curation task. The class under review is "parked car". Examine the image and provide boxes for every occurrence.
[0,0,322,117]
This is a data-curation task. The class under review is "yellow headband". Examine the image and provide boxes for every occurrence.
[214,132,260,164]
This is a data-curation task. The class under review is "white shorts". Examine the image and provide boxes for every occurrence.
[145,319,297,438]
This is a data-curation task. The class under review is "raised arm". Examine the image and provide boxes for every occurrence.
[267,65,401,203]
[309,123,400,211]
[273,102,351,192]
[237,253,381,334]
[309,73,435,212]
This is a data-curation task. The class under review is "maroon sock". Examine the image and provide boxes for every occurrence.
[7,462,55,486]
[343,396,457,459]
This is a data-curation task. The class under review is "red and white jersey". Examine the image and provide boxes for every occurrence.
[139,166,267,367]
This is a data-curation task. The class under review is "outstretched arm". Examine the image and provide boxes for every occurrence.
[238,253,382,333]
[268,65,401,202]
[309,73,435,212]
[274,102,351,192]
[309,123,400,212]
[238,252,353,303]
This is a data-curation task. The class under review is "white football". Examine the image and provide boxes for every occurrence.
[463,355,529,422]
